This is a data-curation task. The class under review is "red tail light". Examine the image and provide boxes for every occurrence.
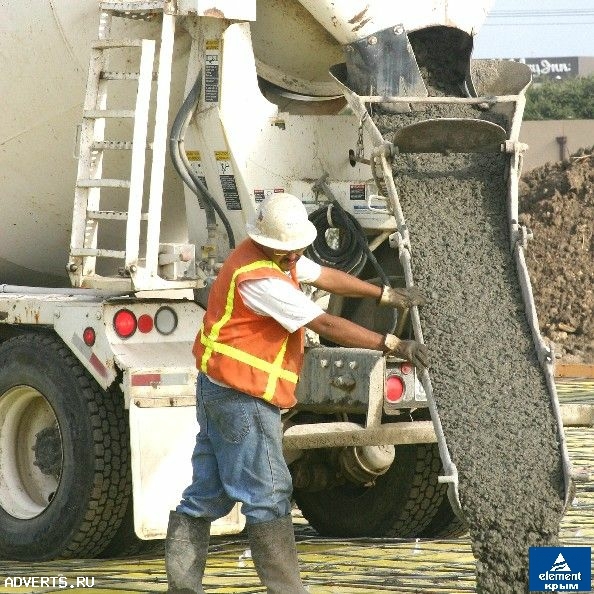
[137,314,154,334]
[83,327,96,346]
[114,309,137,338]
[386,375,405,403]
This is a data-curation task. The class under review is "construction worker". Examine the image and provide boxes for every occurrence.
[165,192,428,594]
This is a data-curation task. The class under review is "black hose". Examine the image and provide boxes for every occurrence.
[169,71,235,248]
[306,200,391,287]
[307,204,366,275]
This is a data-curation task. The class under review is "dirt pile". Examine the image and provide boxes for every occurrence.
[518,148,594,363]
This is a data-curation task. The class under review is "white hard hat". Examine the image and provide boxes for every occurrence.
[246,193,318,251]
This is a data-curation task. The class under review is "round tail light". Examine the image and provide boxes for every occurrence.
[386,375,405,403]
[83,327,96,347]
[155,306,177,335]
[114,309,137,338]
[400,362,413,375]
[137,314,154,334]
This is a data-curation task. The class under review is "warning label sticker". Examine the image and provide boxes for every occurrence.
[253,188,286,203]
[204,40,220,103]
[349,183,366,201]
[215,151,241,210]
[186,151,208,209]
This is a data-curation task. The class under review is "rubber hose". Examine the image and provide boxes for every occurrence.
[307,204,367,275]
[169,71,235,248]
[307,201,390,287]
[307,203,398,336]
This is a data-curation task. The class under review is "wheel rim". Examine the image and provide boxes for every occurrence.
[0,385,63,519]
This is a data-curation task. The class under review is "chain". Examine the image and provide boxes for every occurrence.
[356,113,366,160]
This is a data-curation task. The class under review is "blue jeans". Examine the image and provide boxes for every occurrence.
[177,373,293,524]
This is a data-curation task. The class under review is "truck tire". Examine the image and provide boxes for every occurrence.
[0,332,130,560]
[98,497,164,558]
[293,442,458,538]
[419,494,467,538]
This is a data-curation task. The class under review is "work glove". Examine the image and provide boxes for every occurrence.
[378,285,427,308]
[384,333,428,370]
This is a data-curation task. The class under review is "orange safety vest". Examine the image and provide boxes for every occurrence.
[193,239,305,408]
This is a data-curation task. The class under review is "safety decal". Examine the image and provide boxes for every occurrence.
[186,151,208,208]
[254,188,285,203]
[215,151,241,210]
[204,40,220,103]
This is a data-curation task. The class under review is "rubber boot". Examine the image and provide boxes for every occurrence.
[165,510,211,594]
[247,515,308,594]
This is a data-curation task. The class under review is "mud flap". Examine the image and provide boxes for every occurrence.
[392,118,507,154]
[129,402,245,539]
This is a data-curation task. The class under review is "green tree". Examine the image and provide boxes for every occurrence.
[524,75,594,120]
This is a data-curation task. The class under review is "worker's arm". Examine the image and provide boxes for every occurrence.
[310,265,426,308]
[310,266,382,298]
[306,312,429,369]
[306,311,385,349]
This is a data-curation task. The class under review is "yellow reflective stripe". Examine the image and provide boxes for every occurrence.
[200,260,279,372]
[199,259,298,399]
[263,337,290,401]
[200,332,298,384]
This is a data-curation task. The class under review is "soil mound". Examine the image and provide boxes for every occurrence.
[518,148,594,363]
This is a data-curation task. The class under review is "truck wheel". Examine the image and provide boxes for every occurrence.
[293,443,456,538]
[98,497,164,558]
[419,493,467,538]
[0,333,129,560]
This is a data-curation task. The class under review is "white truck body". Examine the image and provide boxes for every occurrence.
[4,0,568,564]
[0,0,491,284]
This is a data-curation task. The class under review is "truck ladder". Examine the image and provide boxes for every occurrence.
[70,1,195,291]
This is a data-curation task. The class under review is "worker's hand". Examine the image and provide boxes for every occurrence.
[378,285,427,309]
[384,334,428,370]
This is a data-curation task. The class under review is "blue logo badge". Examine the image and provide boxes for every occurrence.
[529,547,592,592]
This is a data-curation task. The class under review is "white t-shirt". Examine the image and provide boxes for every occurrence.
[238,255,324,333]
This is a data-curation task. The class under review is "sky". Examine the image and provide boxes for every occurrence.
[473,0,594,59]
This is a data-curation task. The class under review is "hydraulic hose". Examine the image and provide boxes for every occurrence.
[169,71,235,248]
[307,204,366,275]
[307,201,398,335]
[307,200,390,287]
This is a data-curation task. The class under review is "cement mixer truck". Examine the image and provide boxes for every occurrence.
[0,0,572,568]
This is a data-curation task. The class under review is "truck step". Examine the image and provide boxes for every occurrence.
[100,1,165,17]
[77,179,131,188]
[87,210,149,221]
[70,248,126,259]
[92,140,133,150]
[84,109,135,119]
[91,140,153,150]
[92,39,144,50]
[101,71,158,81]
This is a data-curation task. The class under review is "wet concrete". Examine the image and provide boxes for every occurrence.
[373,105,565,592]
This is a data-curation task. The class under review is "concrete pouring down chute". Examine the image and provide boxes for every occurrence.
[251,0,493,101]
[329,26,573,594]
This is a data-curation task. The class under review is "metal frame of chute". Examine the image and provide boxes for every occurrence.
[329,67,576,520]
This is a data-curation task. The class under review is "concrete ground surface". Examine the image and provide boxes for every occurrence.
[0,380,592,594]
